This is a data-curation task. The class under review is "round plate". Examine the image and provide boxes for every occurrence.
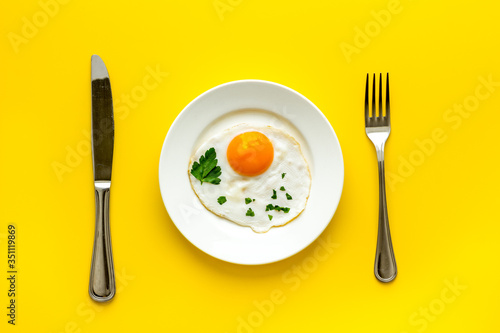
[159,80,344,265]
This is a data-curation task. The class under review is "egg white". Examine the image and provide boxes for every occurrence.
[189,124,311,233]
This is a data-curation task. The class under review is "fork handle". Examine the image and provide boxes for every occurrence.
[374,150,397,282]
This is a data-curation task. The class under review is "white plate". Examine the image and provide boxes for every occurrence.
[159,80,344,265]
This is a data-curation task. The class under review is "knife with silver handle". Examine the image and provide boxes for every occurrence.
[89,55,116,301]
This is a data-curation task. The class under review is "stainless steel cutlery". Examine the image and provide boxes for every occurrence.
[89,55,116,301]
[365,73,397,283]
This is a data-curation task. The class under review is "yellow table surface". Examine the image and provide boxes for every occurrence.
[1,0,499,332]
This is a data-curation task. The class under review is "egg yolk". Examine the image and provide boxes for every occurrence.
[227,131,274,176]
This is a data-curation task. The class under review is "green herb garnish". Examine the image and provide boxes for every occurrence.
[286,193,292,200]
[190,147,221,185]
[217,196,227,205]
[265,204,290,213]
[246,208,255,217]
[245,198,253,204]
[268,215,273,221]
[282,173,286,179]
[280,186,286,191]
[271,189,277,199]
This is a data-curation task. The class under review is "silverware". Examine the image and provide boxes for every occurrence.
[365,73,397,283]
[89,55,116,301]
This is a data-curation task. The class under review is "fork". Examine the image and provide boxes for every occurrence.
[365,73,397,283]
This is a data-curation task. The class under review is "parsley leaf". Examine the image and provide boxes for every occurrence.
[246,208,255,217]
[245,198,253,204]
[286,193,292,200]
[268,215,273,221]
[265,204,290,213]
[280,186,286,191]
[217,196,227,205]
[271,189,277,199]
[282,173,286,179]
[191,148,221,185]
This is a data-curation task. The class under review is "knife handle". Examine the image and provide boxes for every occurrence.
[89,182,115,302]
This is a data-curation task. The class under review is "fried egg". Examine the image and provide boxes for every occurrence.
[189,123,311,233]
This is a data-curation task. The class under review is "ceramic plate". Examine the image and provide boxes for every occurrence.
[159,80,343,265]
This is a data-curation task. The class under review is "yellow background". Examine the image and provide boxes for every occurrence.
[1,0,499,332]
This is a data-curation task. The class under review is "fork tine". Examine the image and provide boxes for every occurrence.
[372,73,376,119]
[386,73,390,121]
[365,74,369,125]
[378,73,383,119]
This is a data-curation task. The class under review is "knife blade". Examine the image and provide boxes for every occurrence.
[89,55,115,302]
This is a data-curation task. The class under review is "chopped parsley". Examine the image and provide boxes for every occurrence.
[217,196,227,205]
[280,186,286,191]
[246,208,255,217]
[286,193,292,200]
[268,215,273,221]
[190,147,221,185]
[245,198,253,204]
[265,204,290,213]
[271,189,277,199]
[282,173,286,179]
